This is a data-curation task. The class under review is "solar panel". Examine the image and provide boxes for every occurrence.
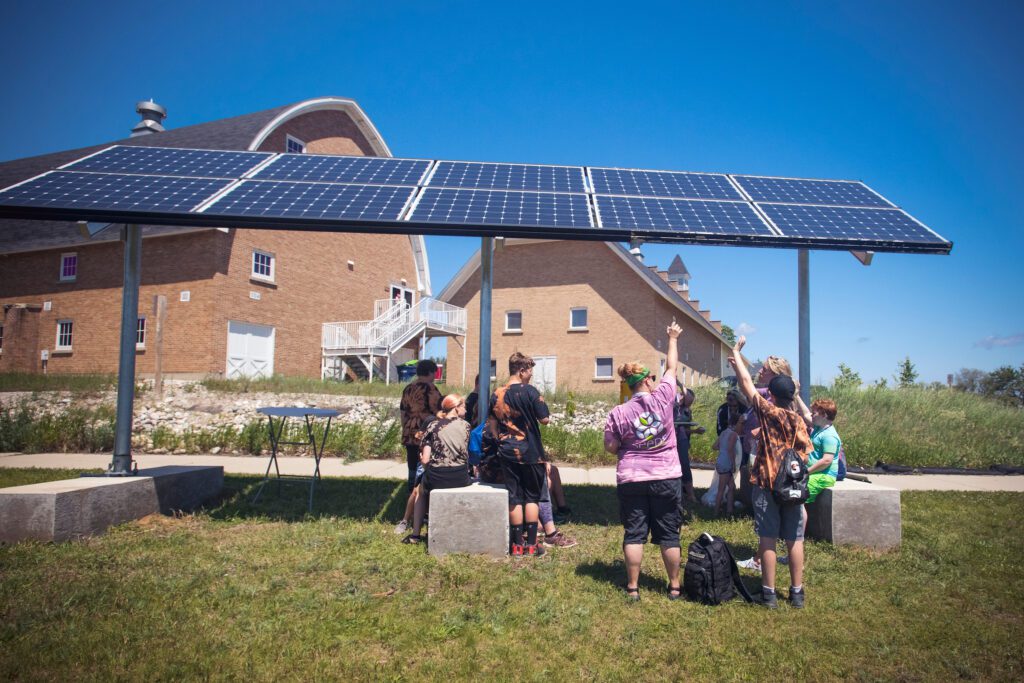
[253,154,430,186]
[590,168,742,201]
[427,161,587,193]
[758,203,946,244]
[409,188,592,228]
[595,196,775,236]
[201,180,416,222]
[0,171,231,213]
[733,175,893,208]
[62,146,272,179]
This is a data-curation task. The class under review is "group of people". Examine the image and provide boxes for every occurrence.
[603,323,843,607]
[391,320,843,609]
[393,358,575,555]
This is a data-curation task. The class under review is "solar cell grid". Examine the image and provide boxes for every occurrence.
[589,168,742,201]
[733,175,893,207]
[758,203,945,244]
[427,161,587,193]
[410,188,592,228]
[63,146,272,179]
[202,181,416,222]
[253,154,431,186]
[0,171,232,214]
[595,195,774,236]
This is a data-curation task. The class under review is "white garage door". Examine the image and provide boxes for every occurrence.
[226,321,275,379]
[532,355,556,393]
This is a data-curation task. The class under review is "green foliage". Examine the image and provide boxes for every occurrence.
[833,363,862,390]
[895,356,919,388]
[201,375,465,399]
[954,367,987,394]
[0,372,116,393]
[0,403,114,453]
[720,324,737,346]
[979,364,1024,407]
[565,391,577,418]
[0,468,1021,682]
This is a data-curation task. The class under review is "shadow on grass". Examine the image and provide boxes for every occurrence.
[207,475,409,523]
[206,477,759,534]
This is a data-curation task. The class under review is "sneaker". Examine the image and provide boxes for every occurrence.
[553,507,573,524]
[510,543,524,558]
[761,588,778,609]
[777,555,790,566]
[524,544,546,558]
[393,520,409,534]
[788,587,805,609]
[542,531,578,548]
[737,557,762,573]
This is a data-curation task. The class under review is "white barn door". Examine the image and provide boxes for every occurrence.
[227,321,275,379]
[532,355,556,393]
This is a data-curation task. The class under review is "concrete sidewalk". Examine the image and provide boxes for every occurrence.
[1,452,1022,492]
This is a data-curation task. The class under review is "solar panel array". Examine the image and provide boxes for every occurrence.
[0,144,951,253]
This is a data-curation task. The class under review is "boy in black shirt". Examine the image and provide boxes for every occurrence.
[489,352,550,557]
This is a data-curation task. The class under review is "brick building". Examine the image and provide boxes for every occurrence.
[0,97,430,378]
[440,239,733,392]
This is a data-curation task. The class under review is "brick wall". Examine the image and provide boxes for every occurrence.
[444,241,728,392]
[0,230,225,374]
[211,228,419,378]
[257,109,377,156]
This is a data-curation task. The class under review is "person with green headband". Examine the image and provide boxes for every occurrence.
[603,320,685,601]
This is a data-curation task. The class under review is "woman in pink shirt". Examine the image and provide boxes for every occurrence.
[604,321,684,601]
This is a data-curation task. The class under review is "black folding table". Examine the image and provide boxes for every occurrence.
[251,406,339,512]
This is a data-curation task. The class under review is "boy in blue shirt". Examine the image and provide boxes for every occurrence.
[807,399,841,503]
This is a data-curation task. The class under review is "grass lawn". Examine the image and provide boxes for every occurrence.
[1,469,1022,681]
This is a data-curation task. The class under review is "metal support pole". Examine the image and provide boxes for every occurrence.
[797,249,811,405]
[477,236,494,428]
[110,224,142,475]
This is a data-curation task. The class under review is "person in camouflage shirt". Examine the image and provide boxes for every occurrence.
[402,394,471,544]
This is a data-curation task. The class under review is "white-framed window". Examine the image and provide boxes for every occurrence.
[570,307,588,330]
[59,252,78,282]
[489,359,497,379]
[285,135,306,154]
[595,356,614,379]
[505,310,522,332]
[55,320,73,351]
[251,249,275,282]
[0,324,4,353]
[136,317,147,349]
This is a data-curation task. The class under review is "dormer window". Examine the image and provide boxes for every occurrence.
[286,135,306,154]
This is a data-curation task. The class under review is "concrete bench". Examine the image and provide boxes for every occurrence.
[426,482,509,558]
[804,478,901,549]
[0,465,223,543]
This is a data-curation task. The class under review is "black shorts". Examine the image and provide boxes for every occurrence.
[500,459,546,506]
[423,464,471,493]
[617,478,683,548]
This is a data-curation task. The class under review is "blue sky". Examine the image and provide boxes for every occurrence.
[1,0,1021,384]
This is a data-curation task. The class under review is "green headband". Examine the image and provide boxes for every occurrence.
[626,368,651,389]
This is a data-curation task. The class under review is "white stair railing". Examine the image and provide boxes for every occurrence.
[323,298,468,355]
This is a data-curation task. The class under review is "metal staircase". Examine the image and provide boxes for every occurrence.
[321,298,467,382]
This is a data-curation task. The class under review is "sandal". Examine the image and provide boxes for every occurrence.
[401,534,424,545]
[623,585,640,602]
[667,585,683,601]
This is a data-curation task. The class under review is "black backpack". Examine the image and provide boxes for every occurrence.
[772,448,809,506]
[683,533,755,605]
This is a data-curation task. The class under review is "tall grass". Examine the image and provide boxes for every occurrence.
[200,375,467,399]
[0,372,116,393]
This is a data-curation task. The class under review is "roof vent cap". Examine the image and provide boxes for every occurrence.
[131,100,167,137]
